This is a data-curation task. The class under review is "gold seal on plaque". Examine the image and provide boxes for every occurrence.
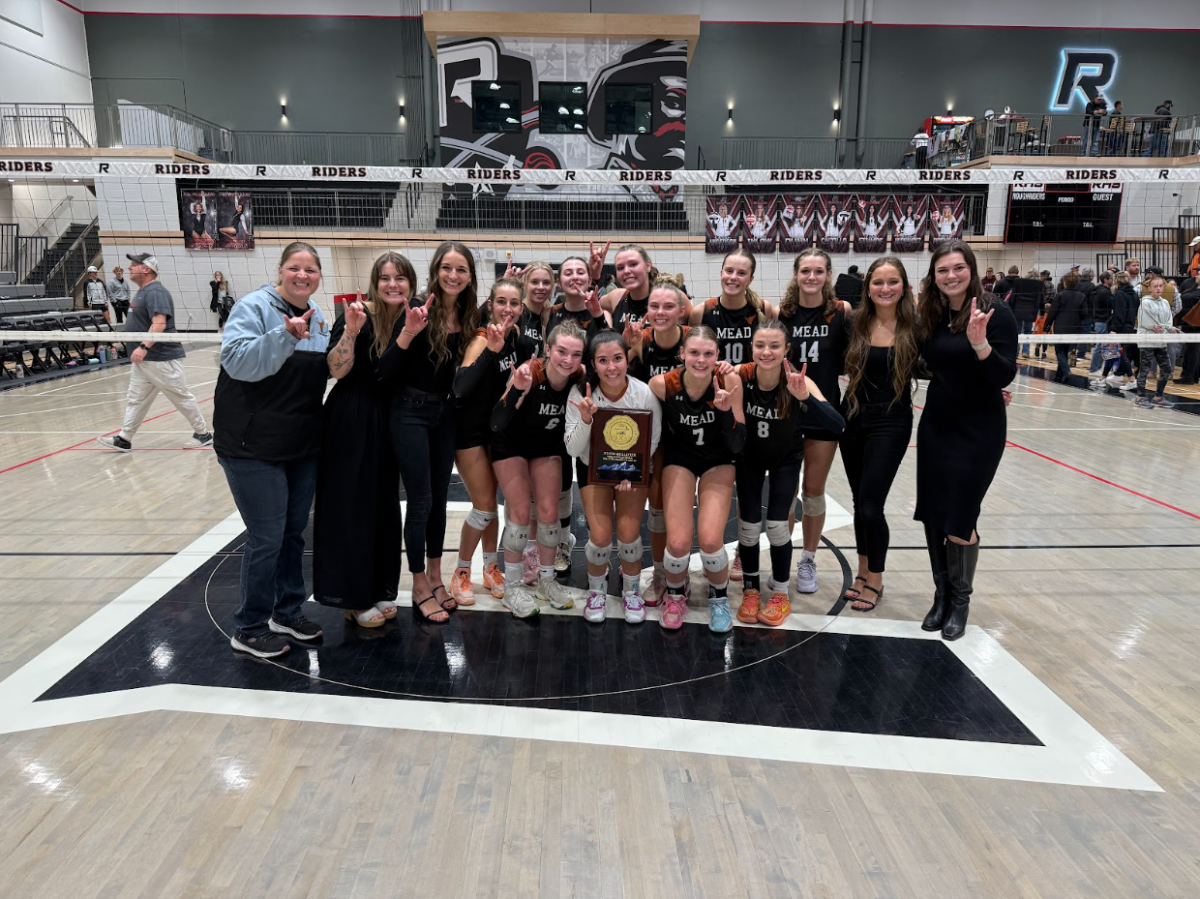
[602,414,639,451]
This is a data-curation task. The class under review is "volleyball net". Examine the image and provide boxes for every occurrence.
[2,165,1198,378]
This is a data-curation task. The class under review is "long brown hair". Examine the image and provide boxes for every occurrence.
[779,248,837,318]
[917,239,985,340]
[367,251,418,360]
[844,256,920,418]
[752,318,793,419]
[425,241,480,365]
[721,248,764,314]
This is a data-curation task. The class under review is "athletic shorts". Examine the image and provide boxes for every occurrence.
[802,427,841,444]
[491,431,566,463]
[662,448,733,479]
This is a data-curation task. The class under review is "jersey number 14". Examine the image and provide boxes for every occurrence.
[793,341,819,363]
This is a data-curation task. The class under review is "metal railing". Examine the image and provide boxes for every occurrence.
[231,131,416,167]
[41,219,98,299]
[0,103,234,159]
[0,223,16,275]
[17,235,48,285]
[721,137,920,170]
[977,112,1200,159]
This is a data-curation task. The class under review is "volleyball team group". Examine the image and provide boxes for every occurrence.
[212,236,1018,660]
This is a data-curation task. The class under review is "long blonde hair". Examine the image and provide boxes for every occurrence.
[844,256,920,418]
[521,261,554,313]
[424,241,480,365]
[367,251,417,360]
[779,248,836,318]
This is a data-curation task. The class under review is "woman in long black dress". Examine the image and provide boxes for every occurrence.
[915,240,1018,641]
[312,252,413,626]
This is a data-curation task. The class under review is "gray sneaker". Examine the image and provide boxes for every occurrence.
[554,533,576,572]
[96,434,132,452]
[536,574,576,610]
[795,557,818,594]
[182,431,214,449]
[502,583,540,619]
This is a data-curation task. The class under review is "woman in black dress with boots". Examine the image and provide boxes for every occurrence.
[915,241,1018,641]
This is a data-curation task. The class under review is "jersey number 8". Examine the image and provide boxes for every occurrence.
[757,420,769,439]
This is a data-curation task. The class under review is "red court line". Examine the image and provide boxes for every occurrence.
[1005,439,1200,522]
[0,397,213,477]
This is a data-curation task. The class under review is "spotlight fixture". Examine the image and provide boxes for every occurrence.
[399,103,406,118]
[280,103,287,118]
[833,108,841,122]
[727,107,733,121]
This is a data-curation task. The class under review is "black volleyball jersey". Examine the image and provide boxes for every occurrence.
[487,355,580,444]
[611,292,649,330]
[738,362,804,467]
[457,327,534,414]
[630,325,689,382]
[516,307,545,357]
[546,302,605,343]
[778,303,851,404]
[699,298,761,365]
[660,367,728,460]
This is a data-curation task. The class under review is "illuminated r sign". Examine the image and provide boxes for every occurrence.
[1051,49,1118,111]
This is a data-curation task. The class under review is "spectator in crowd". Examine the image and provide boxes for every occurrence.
[1176,277,1200,385]
[1032,302,1051,359]
[107,266,131,325]
[1077,266,1098,357]
[1104,271,1139,389]
[1106,100,1126,155]
[1188,236,1200,279]
[96,254,213,453]
[1087,270,1115,377]
[1039,270,1056,305]
[1083,93,1107,156]
[1134,275,1177,407]
[1140,266,1176,305]
[1145,100,1173,157]
[994,265,1020,301]
[1008,269,1044,357]
[84,266,110,317]
[1124,258,1143,290]
[835,264,864,307]
[1045,271,1087,382]
[981,267,997,293]
[598,274,617,297]
[911,128,929,168]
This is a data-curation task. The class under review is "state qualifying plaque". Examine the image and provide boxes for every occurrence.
[589,408,653,487]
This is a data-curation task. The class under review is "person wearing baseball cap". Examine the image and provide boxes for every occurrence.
[1188,235,1200,279]
[84,265,110,314]
[96,252,212,453]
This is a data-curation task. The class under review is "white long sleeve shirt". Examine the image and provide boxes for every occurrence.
[564,376,661,460]
[1136,296,1173,348]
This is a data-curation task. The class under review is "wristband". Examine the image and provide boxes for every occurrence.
[138,343,151,352]
[970,340,989,352]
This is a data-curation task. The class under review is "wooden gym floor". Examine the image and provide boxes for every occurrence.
[1,344,1199,898]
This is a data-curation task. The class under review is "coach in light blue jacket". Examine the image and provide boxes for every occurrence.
[214,241,331,660]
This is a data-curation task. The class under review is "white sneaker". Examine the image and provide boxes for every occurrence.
[536,574,576,610]
[644,570,667,607]
[795,557,818,594]
[1090,378,1107,389]
[1119,380,1139,392]
[1104,374,1125,389]
[181,431,214,449]
[555,532,576,572]
[584,589,607,623]
[501,583,539,618]
[622,585,646,624]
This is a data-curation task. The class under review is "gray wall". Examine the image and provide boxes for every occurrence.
[85,15,426,153]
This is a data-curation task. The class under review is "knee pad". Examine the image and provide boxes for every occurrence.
[765,519,792,547]
[502,522,530,554]
[647,507,666,533]
[663,549,690,576]
[585,540,612,566]
[801,492,826,517]
[737,518,761,547]
[465,507,497,531]
[558,489,573,520]
[700,546,729,573]
[537,521,561,548]
[618,537,643,564]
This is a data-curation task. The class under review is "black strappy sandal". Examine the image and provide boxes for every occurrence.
[843,575,867,603]
[851,584,883,612]
[412,595,449,624]
[432,583,457,612]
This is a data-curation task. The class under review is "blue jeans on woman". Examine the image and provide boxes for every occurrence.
[390,389,456,573]
[219,455,319,637]
[1088,322,1109,372]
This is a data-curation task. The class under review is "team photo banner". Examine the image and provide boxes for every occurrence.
[0,160,1195,184]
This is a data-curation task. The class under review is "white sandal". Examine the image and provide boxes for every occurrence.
[344,607,386,628]
[374,600,399,620]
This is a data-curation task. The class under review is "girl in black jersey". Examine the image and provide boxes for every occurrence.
[839,257,920,614]
[545,256,611,339]
[626,280,689,606]
[601,243,693,327]
[380,241,481,623]
[491,321,587,619]
[500,259,553,356]
[689,248,774,366]
[733,320,844,628]
[775,248,852,597]
[447,278,534,609]
[649,325,747,634]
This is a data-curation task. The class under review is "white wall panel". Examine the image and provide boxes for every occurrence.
[0,0,91,104]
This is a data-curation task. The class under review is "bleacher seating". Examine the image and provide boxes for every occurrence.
[0,310,122,380]
[0,295,75,316]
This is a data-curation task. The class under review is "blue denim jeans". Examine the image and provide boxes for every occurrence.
[390,390,456,573]
[219,455,319,636]
[1017,318,1035,356]
[1088,322,1109,372]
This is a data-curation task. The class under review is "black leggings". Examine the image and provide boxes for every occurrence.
[839,404,912,573]
[735,457,801,589]
[390,391,456,572]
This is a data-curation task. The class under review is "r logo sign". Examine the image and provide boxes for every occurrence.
[1050,49,1118,111]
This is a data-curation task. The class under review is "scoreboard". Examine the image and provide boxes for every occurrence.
[1005,183,1122,244]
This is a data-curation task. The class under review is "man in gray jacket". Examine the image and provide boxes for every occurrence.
[106,265,131,324]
